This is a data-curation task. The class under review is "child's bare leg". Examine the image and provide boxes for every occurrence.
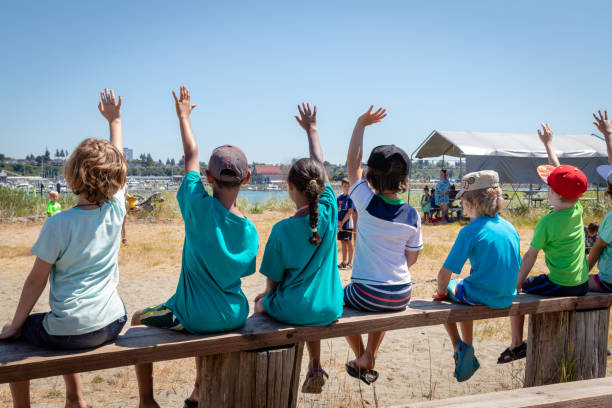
[347,241,354,264]
[459,321,473,346]
[345,334,364,360]
[352,331,386,370]
[63,374,87,408]
[341,241,348,264]
[444,323,461,350]
[135,363,159,408]
[510,315,525,349]
[306,341,322,370]
[9,380,30,408]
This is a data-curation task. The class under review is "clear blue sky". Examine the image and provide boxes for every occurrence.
[1,1,611,165]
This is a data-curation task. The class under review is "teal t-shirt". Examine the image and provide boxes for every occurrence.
[31,189,127,335]
[261,182,343,326]
[165,171,258,334]
[596,209,612,283]
[442,215,521,309]
[531,203,588,286]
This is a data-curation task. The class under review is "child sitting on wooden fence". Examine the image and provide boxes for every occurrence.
[254,103,343,394]
[433,170,521,382]
[499,123,589,364]
[0,89,128,408]
[131,86,258,408]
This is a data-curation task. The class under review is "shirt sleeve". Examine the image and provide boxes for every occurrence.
[177,171,208,215]
[347,196,355,209]
[111,186,127,217]
[531,217,548,250]
[599,212,612,244]
[259,227,285,283]
[319,182,336,209]
[442,227,472,274]
[348,179,374,213]
[31,218,64,264]
[405,209,424,252]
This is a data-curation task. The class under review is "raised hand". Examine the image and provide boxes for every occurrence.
[98,88,122,123]
[295,102,317,132]
[537,123,554,145]
[357,105,387,127]
[172,85,197,119]
[593,110,612,137]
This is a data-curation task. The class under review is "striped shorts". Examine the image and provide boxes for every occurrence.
[344,281,412,312]
[139,304,185,331]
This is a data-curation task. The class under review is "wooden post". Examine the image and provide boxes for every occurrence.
[524,308,609,387]
[199,342,304,408]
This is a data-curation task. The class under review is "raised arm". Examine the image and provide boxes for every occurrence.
[98,88,123,152]
[537,123,560,167]
[172,85,199,174]
[295,102,328,182]
[593,110,612,165]
[347,106,387,185]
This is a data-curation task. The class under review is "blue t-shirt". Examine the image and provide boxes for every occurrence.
[337,193,355,230]
[435,179,451,205]
[31,189,127,335]
[597,209,612,283]
[442,215,521,309]
[165,171,259,333]
[260,183,344,326]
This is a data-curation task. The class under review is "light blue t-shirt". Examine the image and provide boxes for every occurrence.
[597,209,612,283]
[165,171,259,334]
[261,183,343,326]
[31,189,127,335]
[442,215,521,309]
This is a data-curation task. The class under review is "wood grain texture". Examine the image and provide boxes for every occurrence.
[396,376,612,407]
[1,293,611,383]
[524,308,609,387]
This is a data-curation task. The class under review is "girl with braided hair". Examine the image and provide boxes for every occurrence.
[255,103,343,394]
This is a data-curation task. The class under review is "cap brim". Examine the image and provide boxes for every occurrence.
[597,165,612,182]
[456,190,465,199]
[536,164,555,184]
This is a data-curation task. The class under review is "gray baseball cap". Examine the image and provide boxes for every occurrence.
[456,170,500,198]
[208,145,248,183]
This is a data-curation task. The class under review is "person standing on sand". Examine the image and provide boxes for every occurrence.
[436,169,451,222]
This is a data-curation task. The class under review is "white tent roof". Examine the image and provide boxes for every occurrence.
[412,131,608,184]
[413,131,606,159]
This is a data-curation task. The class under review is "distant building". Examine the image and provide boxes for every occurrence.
[251,165,284,184]
[0,171,7,183]
[123,148,134,161]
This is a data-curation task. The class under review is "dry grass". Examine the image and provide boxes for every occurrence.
[0,216,610,407]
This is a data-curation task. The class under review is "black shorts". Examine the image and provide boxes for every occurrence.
[522,274,588,296]
[338,230,353,241]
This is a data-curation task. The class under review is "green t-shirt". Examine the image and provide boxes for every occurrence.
[46,201,62,217]
[531,203,588,286]
[260,182,344,326]
[165,171,259,334]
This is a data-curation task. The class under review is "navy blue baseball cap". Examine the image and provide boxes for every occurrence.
[366,145,410,175]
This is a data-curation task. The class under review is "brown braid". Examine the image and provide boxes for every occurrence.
[288,158,325,245]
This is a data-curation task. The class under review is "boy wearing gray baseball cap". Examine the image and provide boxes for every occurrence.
[131,86,258,408]
[434,170,521,382]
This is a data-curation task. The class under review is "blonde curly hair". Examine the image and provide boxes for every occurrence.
[64,138,127,204]
[462,186,505,217]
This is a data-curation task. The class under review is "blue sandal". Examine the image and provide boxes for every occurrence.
[453,341,479,382]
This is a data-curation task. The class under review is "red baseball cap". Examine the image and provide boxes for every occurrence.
[537,164,587,199]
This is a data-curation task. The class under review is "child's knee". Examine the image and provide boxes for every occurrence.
[254,300,266,314]
[131,310,144,326]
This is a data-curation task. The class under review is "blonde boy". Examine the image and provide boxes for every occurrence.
[46,191,61,217]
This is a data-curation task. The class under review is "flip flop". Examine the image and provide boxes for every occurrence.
[301,367,329,394]
[345,362,379,385]
[184,398,198,408]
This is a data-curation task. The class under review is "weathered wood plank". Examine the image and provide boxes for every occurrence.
[1,293,611,383]
[396,376,612,407]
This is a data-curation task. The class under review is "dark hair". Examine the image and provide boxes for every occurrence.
[424,186,429,191]
[588,222,600,233]
[341,178,350,185]
[288,158,325,245]
[441,169,447,174]
[607,182,612,198]
[214,169,243,189]
[365,157,409,194]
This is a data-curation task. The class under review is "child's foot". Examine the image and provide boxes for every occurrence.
[497,342,527,364]
[338,262,347,269]
[139,398,161,408]
[301,367,329,394]
[183,385,199,408]
[453,341,478,382]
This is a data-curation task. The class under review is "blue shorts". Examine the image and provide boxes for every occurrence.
[592,274,612,293]
[344,282,412,312]
[522,274,588,296]
[447,278,480,306]
[21,313,127,350]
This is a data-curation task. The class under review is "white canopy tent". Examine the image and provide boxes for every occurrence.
[412,130,608,185]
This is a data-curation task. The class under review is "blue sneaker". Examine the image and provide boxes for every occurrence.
[453,341,479,382]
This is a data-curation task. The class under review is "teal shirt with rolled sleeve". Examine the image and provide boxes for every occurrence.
[597,209,612,283]
[260,182,344,326]
[164,171,259,333]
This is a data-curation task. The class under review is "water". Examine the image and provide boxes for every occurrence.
[238,190,288,203]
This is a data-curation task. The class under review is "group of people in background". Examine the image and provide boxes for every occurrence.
[2,86,612,408]
[420,171,460,224]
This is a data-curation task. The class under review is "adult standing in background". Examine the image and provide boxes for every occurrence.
[436,169,451,222]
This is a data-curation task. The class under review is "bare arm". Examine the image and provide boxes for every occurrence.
[593,110,612,165]
[436,267,453,296]
[172,85,199,174]
[405,249,419,268]
[516,246,539,292]
[98,88,123,152]
[588,237,608,271]
[339,208,354,229]
[537,123,560,167]
[0,258,52,339]
[295,103,328,182]
[347,106,387,186]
